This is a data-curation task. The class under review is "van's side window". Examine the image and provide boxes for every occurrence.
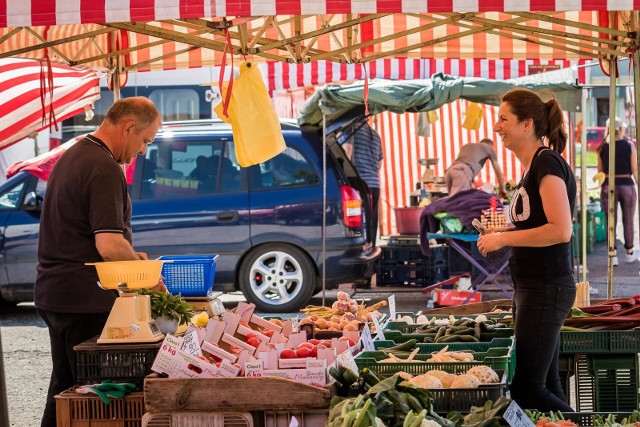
[139,140,243,199]
[253,147,319,189]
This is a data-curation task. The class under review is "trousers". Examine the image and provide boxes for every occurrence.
[600,183,637,251]
[369,187,381,247]
[509,273,575,412]
[37,309,110,427]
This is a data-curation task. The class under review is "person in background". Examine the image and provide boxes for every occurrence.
[596,116,638,266]
[342,118,383,247]
[445,138,508,199]
[477,89,576,412]
[35,97,166,427]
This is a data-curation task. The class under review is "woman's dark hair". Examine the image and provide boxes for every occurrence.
[502,89,567,153]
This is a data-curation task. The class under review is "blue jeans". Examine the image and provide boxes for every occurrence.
[509,273,576,412]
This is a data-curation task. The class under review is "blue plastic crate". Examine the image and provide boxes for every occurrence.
[158,255,219,296]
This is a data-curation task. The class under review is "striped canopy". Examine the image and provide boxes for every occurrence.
[0,58,100,150]
[0,4,637,73]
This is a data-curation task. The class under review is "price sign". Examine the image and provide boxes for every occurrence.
[503,401,536,427]
[336,349,359,374]
[372,315,385,341]
[388,295,396,320]
[361,323,375,352]
[181,330,202,356]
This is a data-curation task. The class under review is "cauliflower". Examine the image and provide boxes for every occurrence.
[426,370,458,388]
[467,365,500,384]
[407,374,444,389]
[450,374,481,389]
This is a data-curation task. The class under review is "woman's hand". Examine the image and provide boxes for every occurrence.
[477,232,506,257]
[151,275,168,293]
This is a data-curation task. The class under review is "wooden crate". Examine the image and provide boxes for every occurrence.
[55,390,144,427]
[144,374,331,413]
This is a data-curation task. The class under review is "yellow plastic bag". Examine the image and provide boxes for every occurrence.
[462,102,483,130]
[214,61,286,167]
[427,110,439,124]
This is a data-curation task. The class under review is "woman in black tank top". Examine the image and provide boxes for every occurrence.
[477,89,577,412]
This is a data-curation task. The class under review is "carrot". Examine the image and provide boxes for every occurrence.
[544,422,563,427]
[555,420,577,426]
[536,418,549,427]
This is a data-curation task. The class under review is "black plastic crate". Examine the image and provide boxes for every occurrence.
[381,245,424,264]
[587,354,639,412]
[377,264,426,287]
[74,336,160,387]
[423,264,449,285]
[560,413,635,427]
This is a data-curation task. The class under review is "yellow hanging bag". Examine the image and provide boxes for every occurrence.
[214,61,286,167]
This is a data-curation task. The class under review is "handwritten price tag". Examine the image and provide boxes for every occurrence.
[361,323,375,352]
[503,401,536,427]
[388,295,396,320]
[372,315,386,341]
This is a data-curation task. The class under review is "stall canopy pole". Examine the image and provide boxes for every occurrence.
[580,91,588,284]
[634,47,640,255]
[607,55,617,298]
[0,329,9,427]
[322,113,327,307]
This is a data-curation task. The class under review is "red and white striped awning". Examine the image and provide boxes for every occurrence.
[260,58,590,93]
[0,0,636,26]
[375,103,574,236]
[0,58,100,150]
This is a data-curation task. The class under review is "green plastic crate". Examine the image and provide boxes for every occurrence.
[355,347,512,378]
[587,354,639,412]
[560,328,640,354]
[429,370,508,414]
[383,322,514,341]
[560,413,634,427]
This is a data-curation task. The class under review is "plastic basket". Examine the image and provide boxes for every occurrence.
[430,372,508,413]
[355,347,513,379]
[158,255,219,296]
[587,354,639,412]
[258,410,329,427]
[55,389,144,427]
[559,413,635,427]
[560,328,640,354]
[142,411,253,427]
[87,260,164,289]
[74,338,160,387]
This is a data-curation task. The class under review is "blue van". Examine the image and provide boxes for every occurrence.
[0,118,380,312]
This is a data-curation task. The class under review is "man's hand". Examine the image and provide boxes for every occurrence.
[499,190,508,200]
[136,252,148,260]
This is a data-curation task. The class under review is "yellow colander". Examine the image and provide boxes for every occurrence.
[86,260,164,289]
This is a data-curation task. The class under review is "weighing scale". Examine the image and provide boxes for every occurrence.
[418,158,439,183]
[87,260,166,344]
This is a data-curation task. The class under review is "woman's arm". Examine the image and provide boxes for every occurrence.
[477,174,572,255]
[630,142,638,183]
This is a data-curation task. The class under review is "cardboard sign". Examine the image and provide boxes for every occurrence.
[336,349,359,374]
[388,295,396,320]
[361,323,375,352]
[372,316,385,341]
[181,330,203,356]
[503,401,536,427]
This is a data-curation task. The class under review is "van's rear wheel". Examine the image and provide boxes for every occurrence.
[239,244,316,313]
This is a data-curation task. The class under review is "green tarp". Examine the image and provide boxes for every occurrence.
[298,70,581,126]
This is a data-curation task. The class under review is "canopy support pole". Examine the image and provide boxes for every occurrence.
[0,328,9,427]
[580,91,588,284]
[606,56,617,299]
[322,113,327,307]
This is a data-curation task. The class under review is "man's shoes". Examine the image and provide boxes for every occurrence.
[613,256,619,266]
[624,249,640,263]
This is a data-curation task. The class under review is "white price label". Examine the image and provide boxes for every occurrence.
[372,316,385,341]
[503,401,536,427]
[180,331,202,356]
[361,323,375,352]
[336,350,359,374]
[388,295,396,320]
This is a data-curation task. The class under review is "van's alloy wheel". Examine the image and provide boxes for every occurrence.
[239,243,316,313]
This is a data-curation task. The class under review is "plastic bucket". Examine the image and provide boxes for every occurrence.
[394,207,423,235]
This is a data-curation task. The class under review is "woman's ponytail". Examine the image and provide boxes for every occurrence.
[545,98,567,153]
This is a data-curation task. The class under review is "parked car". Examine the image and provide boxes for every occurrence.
[0,116,380,312]
[586,126,605,151]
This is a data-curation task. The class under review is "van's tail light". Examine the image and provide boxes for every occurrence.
[341,185,363,229]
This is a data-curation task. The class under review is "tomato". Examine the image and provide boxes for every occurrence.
[245,332,257,341]
[321,340,332,347]
[309,345,318,357]
[295,347,312,358]
[196,355,208,361]
[279,348,297,359]
[262,330,274,338]
[297,342,315,351]
[247,337,261,348]
[308,339,321,345]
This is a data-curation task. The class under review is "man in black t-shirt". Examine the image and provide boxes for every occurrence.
[35,97,164,427]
